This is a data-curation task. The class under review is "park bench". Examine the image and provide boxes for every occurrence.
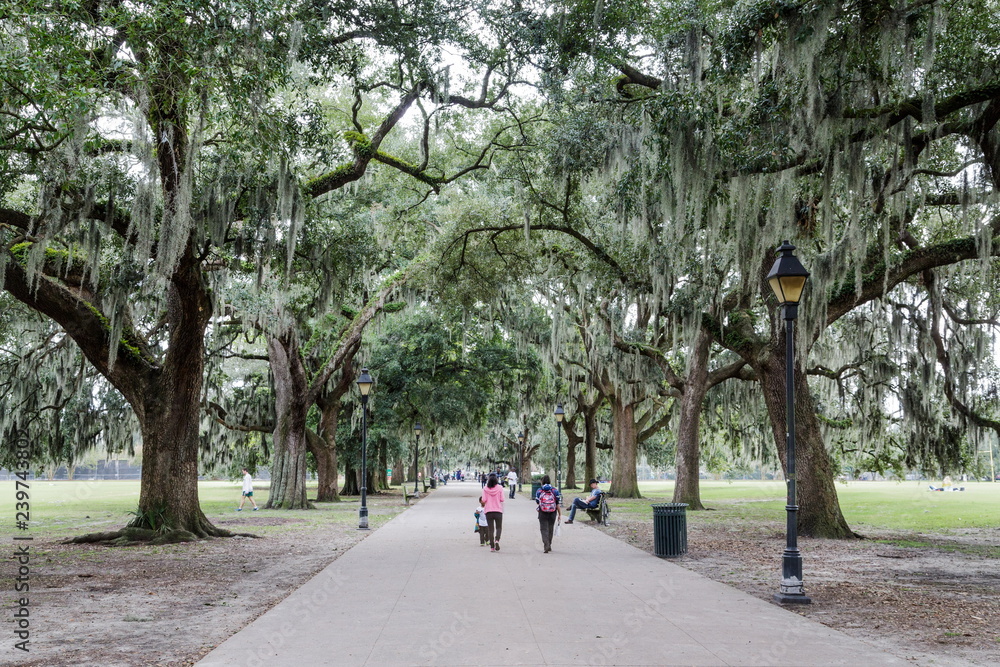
[585,492,610,526]
[403,481,430,505]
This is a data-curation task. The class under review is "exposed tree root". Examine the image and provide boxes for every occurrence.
[63,525,259,546]
[264,500,317,510]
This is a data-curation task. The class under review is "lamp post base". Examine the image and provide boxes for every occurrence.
[358,507,369,531]
[774,592,812,604]
[775,551,810,604]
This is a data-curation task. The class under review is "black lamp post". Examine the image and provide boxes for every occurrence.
[554,403,565,492]
[413,423,422,496]
[766,240,811,605]
[517,432,525,492]
[356,368,373,530]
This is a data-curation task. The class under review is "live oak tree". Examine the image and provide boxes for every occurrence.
[593,0,1000,536]
[475,0,1000,537]
[0,0,532,537]
[0,0,309,540]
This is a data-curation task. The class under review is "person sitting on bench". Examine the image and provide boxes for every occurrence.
[565,479,602,524]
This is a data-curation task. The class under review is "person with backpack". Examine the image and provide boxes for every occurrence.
[480,473,505,552]
[534,474,562,553]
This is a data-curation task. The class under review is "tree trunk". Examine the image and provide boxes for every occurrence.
[758,351,853,538]
[134,327,227,535]
[609,397,640,498]
[134,402,219,535]
[522,446,535,486]
[672,332,711,510]
[306,430,338,502]
[341,459,359,496]
[377,439,389,490]
[128,261,231,537]
[266,335,313,510]
[563,419,582,489]
[370,440,381,492]
[308,394,341,502]
[565,442,578,489]
[391,457,405,486]
[584,406,598,484]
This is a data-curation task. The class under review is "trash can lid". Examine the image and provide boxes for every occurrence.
[651,503,689,514]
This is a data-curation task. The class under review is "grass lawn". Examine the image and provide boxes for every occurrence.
[0,479,408,539]
[3,478,996,538]
[597,479,1000,533]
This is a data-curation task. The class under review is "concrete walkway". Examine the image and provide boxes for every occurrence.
[197,481,909,667]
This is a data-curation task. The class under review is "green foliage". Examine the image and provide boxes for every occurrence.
[126,504,170,533]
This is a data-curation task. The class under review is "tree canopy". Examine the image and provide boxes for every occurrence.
[2,0,999,542]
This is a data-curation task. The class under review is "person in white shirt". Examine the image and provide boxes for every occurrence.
[505,469,518,498]
[238,468,259,511]
[475,500,489,546]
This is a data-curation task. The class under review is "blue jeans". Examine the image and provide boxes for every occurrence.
[568,498,596,521]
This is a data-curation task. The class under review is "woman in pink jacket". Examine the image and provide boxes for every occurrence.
[480,473,505,552]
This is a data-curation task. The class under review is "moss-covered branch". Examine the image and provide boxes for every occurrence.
[825,221,1000,327]
[842,78,1000,124]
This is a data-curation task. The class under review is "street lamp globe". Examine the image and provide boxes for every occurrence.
[356,368,374,400]
[766,240,810,306]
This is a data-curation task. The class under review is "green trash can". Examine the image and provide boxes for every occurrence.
[430,478,437,489]
[652,503,688,557]
[530,481,542,500]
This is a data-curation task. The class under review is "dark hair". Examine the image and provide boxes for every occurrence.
[487,473,499,488]
[590,478,599,485]
[540,474,551,485]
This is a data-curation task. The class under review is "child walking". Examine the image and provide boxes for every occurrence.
[474,499,489,546]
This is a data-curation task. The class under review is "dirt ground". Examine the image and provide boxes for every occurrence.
[604,512,1000,666]
[5,492,998,666]
[2,494,409,667]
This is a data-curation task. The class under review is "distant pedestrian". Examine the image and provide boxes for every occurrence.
[238,468,258,511]
[534,475,561,553]
[506,469,518,498]
[474,499,489,546]
[480,473,505,552]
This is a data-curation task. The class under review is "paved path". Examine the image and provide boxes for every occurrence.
[197,481,910,667]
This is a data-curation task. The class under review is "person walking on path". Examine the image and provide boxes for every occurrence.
[238,468,258,511]
[505,468,518,499]
[475,499,489,546]
[480,473,505,551]
[534,475,562,553]
[565,479,602,524]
